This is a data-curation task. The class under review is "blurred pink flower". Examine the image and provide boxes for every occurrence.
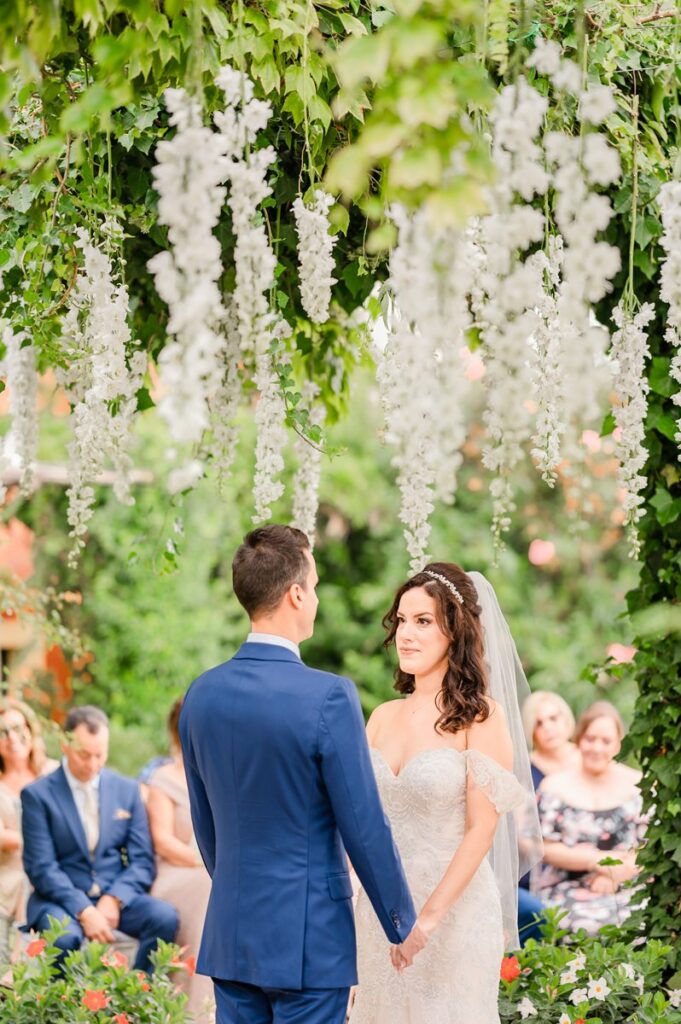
[459,346,486,381]
[581,429,601,453]
[607,643,637,664]
[528,539,556,566]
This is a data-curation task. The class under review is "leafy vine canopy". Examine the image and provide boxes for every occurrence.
[0,0,680,563]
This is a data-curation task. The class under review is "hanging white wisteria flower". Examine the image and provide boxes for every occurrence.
[293,190,337,323]
[472,77,549,548]
[291,382,325,545]
[610,301,656,556]
[528,238,568,485]
[148,83,233,447]
[658,179,681,453]
[528,41,621,332]
[57,228,146,564]
[252,325,290,523]
[378,204,474,571]
[377,313,436,574]
[0,323,38,501]
[214,66,277,354]
[208,300,243,491]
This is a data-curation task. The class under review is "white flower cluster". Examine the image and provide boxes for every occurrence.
[527,38,616,125]
[610,301,656,556]
[0,324,38,501]
[293,190,337,323]
[252,327,289,523]
[214,66,277,354]
[58,228,145,563]
[378,205,474,572]
[473,79,548,547]
[148,84,232,447]
[291,382,325,546]
[658,180,681,453]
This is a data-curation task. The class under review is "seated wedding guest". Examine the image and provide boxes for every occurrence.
[0,699,58,963]
[148,699,213,1021]
[516,691,578,945]
[21,705,178,970]
[137,754,173,805]
[522,690,580,790]
[533,700,645,935]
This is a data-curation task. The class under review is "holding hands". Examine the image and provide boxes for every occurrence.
[390,917,433,971]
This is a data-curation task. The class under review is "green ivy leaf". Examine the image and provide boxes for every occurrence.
[650,486,681,526]
[649,357,678,398]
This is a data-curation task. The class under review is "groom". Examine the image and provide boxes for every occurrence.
[180,524,416,1023]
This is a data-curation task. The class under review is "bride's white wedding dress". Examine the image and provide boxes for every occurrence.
[350,746,525,1024]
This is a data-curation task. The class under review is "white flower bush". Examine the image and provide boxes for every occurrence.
[0,324,38,501]
[293,190,337,323]
[57,228,145,563]
[498,928,679,1023]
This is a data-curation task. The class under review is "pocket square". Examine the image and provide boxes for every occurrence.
[114,808,132,820]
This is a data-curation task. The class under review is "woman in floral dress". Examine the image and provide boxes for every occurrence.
[533,701,646,935]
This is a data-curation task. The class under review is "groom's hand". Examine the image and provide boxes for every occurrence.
[394,920,430,969]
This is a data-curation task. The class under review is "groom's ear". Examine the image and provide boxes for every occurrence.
[288,582,305,609]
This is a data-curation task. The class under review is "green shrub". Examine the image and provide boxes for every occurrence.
[0,921,190,1023]
[499,915,680,1024]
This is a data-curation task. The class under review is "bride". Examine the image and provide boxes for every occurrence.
[349,563,541,1024]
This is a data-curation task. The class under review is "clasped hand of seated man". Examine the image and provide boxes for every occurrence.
[78,895,121,944]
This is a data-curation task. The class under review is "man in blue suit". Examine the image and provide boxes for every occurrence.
[180,524,417,1024]
[21,705,178,970]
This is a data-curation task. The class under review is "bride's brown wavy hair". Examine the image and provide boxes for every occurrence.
[382,561,490,735]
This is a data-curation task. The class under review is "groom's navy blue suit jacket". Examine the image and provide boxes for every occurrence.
[180,642,415,990]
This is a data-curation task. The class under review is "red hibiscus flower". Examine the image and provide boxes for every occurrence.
[113,1015,130,1024]
[26,938,46,957]
[82,989,110,1012]
[172,954,197,977]
[500,955,521,982]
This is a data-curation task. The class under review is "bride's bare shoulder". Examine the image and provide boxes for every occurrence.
[366,699,403,740]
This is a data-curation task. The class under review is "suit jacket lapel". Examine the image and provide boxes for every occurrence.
[52,766,89,856]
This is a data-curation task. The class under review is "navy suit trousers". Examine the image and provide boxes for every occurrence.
[213,979,349,1024]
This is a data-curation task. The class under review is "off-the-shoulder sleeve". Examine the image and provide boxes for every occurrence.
[463,748,526,814]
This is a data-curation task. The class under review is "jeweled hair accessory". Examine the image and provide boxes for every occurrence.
[422,570,464,605]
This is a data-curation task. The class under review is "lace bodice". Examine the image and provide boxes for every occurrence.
[349,747,525,1024]
[370,746,524,861]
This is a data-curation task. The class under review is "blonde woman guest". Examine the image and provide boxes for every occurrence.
[148,699,213,1022]
[522,690,581,791]
[534,701,645,935]
[0,699,58,962]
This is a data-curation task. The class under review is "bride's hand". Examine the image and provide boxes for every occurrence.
[395,919,431,968]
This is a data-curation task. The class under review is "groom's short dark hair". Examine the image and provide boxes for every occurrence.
[232,525,311,617]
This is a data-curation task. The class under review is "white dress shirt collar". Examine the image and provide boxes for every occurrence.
[62,758,102,793]
[246,632,301,658]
